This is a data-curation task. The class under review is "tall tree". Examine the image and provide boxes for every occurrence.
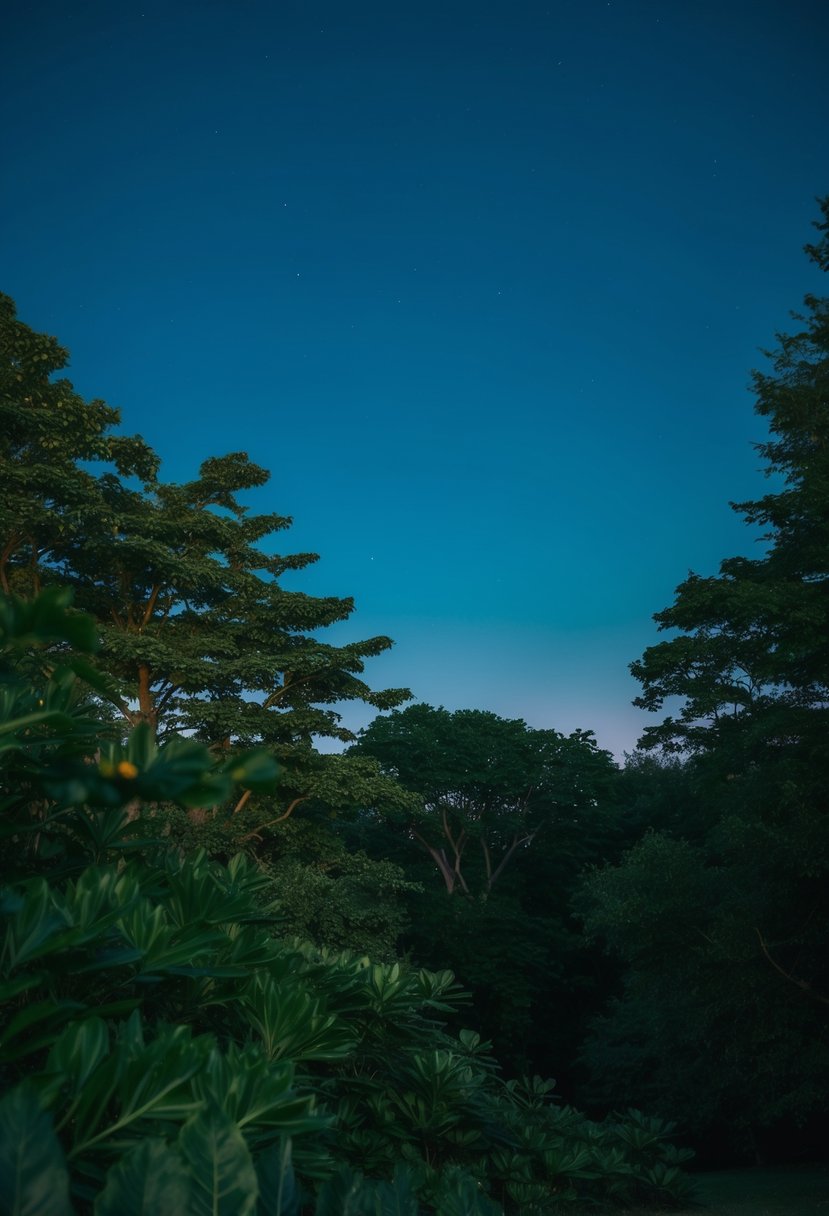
[348,704,618,1080]
[578,201,829,1159]
[63,450,409,749]
[351,704,616,899]
[632,197,829,767]
[0,294,410,816]
[0,292,157,596]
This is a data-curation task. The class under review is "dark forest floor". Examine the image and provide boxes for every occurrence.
[616,1165,829,1215]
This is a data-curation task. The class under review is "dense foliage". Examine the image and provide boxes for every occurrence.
[346,706,621,1084]
[0,590,695,1212]
[576,199,829,1160]
[2,194,827,1201]
[351,705,616,900]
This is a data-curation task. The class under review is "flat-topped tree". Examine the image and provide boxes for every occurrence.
[352,704,616,899]
[0,295,410,772]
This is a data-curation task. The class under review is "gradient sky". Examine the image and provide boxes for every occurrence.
[3,1,828,757]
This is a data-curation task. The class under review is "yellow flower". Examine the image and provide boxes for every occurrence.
[116,761,139,780]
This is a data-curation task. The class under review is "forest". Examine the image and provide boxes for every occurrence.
[0,200,827,1214]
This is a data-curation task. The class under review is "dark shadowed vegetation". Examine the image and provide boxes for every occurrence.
[1,198,827,1211]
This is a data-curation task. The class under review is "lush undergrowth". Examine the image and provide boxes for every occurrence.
[0,590,696,1213]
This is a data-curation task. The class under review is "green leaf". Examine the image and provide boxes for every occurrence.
[0,999,87,1064]
[0,587,97,654]
[48,1018,110,1095]
[430,1172,500,1216]
[0,974,44,1002]
[179,1108,258,1216]
[227,750,279,793]
[242,974,354,1063]
[0,1083,72,1216]
[0,709,75,740]
[314,1167,368,1216]
[63,657,123,702]
[369,1166,421,1216]
[192,1043,323,1140]
[63,1019,207,1157]
[255,1140,300,1216]
[94,1139,191,1216]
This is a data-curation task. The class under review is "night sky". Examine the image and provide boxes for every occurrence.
[4,1,827,757]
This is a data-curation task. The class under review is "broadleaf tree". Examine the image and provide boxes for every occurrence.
[351,704,617,900]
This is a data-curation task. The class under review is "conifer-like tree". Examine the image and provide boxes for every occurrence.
[632,198,829,768]
[0,295,410,802]
[578,202,829,1154]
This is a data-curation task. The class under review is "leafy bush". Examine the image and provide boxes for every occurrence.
[0,590,695,1213]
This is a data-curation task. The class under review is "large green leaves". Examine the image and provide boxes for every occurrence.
[94,1139,191,1216]
[191,1043,323,1143]
[0,582,696,1213]
[314,1167,381,1216]
[180,1108,258,1216]
[0,587,98,658]
[0,1084,72,1216]
[0,597,280,878]
[254,1140,301,1216]
[93,1124,307,1216]
[242,973,355,1064]
[58,1017,207,1158]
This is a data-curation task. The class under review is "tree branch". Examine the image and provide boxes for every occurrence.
[487,830,538,892]
[262,668,332,710]
[412,829,459,895]
[140,583,163,629]
[481,838,492,883]
[155,683,181,713]
[0,534,20,594]
[232,788,253,815]
[755,928,829,1006]
[239,795,309,838]
[108,691,138,726]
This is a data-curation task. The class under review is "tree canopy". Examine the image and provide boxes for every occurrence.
[0,293,411,820]
[3,194,828,1176]
[351,704,616,899]
[576,199,829,1159]
[632,197,829,765]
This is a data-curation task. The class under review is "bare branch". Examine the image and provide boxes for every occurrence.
[232,788,253,816]
[756,928,829,1007]
[239,795,309,836]
[488,830,538,892]
[412,829,461,895]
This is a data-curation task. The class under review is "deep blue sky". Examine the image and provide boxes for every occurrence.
[4,1,827,756]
